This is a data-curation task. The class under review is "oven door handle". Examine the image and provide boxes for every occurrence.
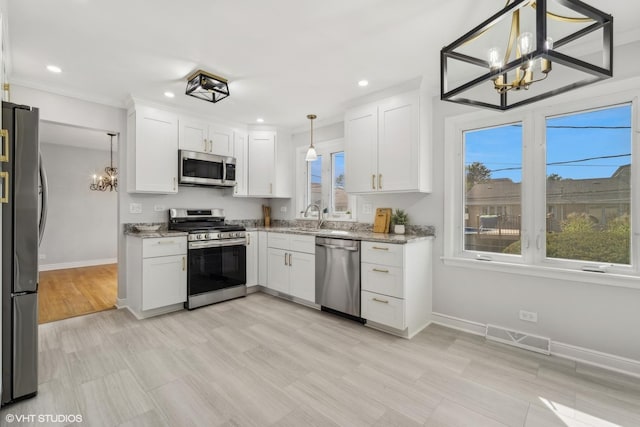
[189,239,247,249]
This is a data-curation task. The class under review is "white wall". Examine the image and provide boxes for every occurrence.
[39,143,117,269]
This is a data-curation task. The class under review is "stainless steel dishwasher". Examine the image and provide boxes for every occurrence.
[315,237,362,320]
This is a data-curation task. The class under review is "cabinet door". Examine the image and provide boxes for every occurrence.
[133,107,178,193]
[377,92,420,192]
[246,232,258,287]
[142,254,187,310]
[209,126,234,157]
[267,248,290,294]
[289,252,315,302]
[233,130,248,196]
[258,231,268,285]
[248,132,275,196]
[179,117,209,152]
[345,104,378,193]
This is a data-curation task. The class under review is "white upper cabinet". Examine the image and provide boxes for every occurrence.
[178,117,208,153]
[127,105,178,194]
[233,130,249,197]
[178,117,234,157]
[247,130,292,198]
[345,90,430,193]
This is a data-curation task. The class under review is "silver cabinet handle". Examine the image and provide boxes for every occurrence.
[247,234,251,245]
[203,138,208,152]
[269,183,273,194]
[284,252,288,266]
[288,253,292,266]
[173,177,177,191]
[372,297,389,304]
[372,246,389,251]
[157,240,176,245]
[182,256,186,271]
[372,268,389,273]
[372,174,376,190]
[378,174,382,190]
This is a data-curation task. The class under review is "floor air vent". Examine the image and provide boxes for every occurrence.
[485,324,550,355]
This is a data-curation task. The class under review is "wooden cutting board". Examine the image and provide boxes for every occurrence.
[373,208,392,233]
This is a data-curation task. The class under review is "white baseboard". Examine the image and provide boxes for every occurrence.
[551,341,640,379]
[116,298,128,309]
[431,312,640,379]
[39,258,117,271]
[432,312,486,336]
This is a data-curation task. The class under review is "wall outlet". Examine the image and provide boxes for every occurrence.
[129,203,142,214]
[39,254,46,260]
[280,206,287,213]
[363,203,373,215]
[519,310,538,323]
[154,205,165,212]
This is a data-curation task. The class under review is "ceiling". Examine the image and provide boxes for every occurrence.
[39,121,117,151]
[7,1,640,130]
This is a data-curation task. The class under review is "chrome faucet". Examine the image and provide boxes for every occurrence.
[303,203,325,229]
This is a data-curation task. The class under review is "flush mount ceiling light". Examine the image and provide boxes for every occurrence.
[441,0,613,110]
[46,65,62,73]
[185,69,230,103]
[90,133,118,192]
[305,114,318,162]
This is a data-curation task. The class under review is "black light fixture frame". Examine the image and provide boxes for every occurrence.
[440,0,613,111]
[185,69,230,103]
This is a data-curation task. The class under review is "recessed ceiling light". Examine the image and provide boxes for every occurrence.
[164,91,175,98]
[256,118,264,123]
[46,65,62,73]
[358,80,369,87]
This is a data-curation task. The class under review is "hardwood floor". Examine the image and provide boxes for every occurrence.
[7,292,639,426]
[38,264,118,324]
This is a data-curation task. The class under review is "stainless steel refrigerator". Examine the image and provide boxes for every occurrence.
[1,101,44,405]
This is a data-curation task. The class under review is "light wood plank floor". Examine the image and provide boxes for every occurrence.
[6,292,639,426]
[38,264,117,324]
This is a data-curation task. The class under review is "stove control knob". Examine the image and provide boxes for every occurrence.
[198,233,206,240]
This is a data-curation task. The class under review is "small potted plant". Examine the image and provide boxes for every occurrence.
[392,209,408,234]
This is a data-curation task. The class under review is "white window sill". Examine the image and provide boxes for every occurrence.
[440,256,640,291]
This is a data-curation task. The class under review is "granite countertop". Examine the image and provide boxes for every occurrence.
[249,226,433,244]
[124,230,188,239]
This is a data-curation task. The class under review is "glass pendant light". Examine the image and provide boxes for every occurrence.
[305,114,318,162]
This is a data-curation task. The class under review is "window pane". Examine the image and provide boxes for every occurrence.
[464,123,522,254]
[546,104,632,265]
[308,155,322,209]
[332,152,348,212]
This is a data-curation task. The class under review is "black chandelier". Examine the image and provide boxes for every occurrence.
[185,69,230,103]
[441,0,613,110]
[90,133,118,192]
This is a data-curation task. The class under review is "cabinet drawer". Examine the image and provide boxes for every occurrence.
[267,232,290,250]
[290,234,315,254]
[361,263,404,298]
[361,290,405,330]
[361,241,403,267]
[143,237,187,258]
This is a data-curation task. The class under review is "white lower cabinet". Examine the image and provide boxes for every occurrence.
[361,290,405,330]
[257,231,268,285]
[266,233,315,303]
[360,239,432,338]
[126,235,187,318]
[245,231,258,287]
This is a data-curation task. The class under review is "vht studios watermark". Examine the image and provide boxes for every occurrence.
[5,413,83,423]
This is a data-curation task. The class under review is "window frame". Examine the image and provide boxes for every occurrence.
[444,90,640,288]
[296,138,356,221]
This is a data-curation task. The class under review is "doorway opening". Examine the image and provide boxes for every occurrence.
[38,121,118,324]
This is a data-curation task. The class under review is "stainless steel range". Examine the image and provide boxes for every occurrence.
[169,208,246,309]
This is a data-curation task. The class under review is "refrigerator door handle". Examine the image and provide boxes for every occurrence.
[39,153,48,245]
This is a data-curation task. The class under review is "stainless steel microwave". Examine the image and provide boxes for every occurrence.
[178,150,237,188]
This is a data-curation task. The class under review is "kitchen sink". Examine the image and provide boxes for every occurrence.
[327,230,349,235]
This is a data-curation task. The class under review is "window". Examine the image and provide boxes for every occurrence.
[445,94,637,282]
[464,123,522,255]
[297,139,354,219]
[545,105,632,265]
